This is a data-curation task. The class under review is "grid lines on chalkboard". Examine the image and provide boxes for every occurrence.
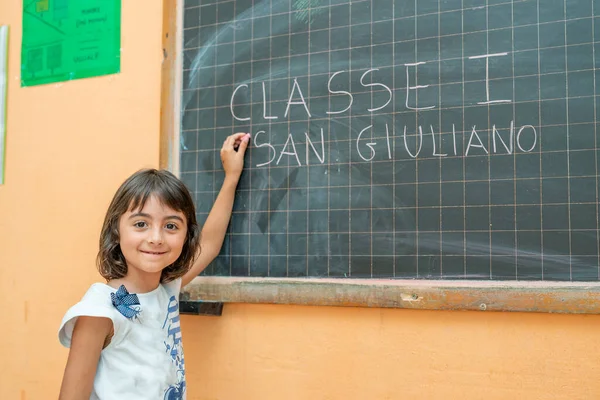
[461,0,467,278]
[348,0,353,278]
[288,0,292,277]
[306,1,312,277]
[487,0,494,279]
[369,0,373,277]
[563,0,572,280]
[327,2,332,277]
[413,0,419,277]
[183,0,588,41]
[213,1,219,276]
[248,0,253,277]
[181,0,600,281]
[593,0,600,280]
[268,0,273,277]
[536,0,542,279]
[437,0,443,277]
[392,0,397,277]
[181,20,596,73]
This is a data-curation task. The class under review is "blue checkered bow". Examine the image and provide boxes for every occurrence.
[110,285,141,320]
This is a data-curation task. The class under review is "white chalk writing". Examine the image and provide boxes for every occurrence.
[225,53,544,167]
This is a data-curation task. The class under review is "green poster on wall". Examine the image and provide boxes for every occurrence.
[21,0,121,87]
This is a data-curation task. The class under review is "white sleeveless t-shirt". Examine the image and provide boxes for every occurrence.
[58,279,186,400]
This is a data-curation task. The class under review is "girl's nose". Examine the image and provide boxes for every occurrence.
[148,228,164,244]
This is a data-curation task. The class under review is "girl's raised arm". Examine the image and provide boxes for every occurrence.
[182,132,250,287]
[58,316,112,400]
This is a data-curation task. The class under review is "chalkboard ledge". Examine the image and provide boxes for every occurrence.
[181,277,600,315]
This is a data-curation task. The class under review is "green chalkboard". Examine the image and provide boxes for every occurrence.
[180,0,600,281]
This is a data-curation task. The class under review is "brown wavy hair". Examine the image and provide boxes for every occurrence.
[97,169,200,283]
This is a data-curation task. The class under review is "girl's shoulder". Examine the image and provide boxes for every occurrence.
[58,283,127,349]
[161,277,182,297]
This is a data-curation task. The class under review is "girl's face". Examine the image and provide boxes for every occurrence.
[118,195,188,277]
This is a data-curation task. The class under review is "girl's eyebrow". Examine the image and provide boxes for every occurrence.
[128,212,185,222]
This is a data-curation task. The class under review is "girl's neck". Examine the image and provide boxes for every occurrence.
[108,271,162,294]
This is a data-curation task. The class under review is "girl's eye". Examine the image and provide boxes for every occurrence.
[134,221,147,228]
[165,223,178,230]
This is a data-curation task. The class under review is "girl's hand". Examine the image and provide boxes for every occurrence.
[220,132,250,180]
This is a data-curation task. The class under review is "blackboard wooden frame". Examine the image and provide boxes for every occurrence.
[160,0,600,314]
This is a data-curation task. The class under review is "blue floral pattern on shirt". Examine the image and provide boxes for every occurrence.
[163,295,185,399]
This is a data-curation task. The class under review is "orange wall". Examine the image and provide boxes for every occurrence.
[1,2,600,399]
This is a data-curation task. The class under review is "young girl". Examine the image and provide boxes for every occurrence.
[58,132,251,400]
